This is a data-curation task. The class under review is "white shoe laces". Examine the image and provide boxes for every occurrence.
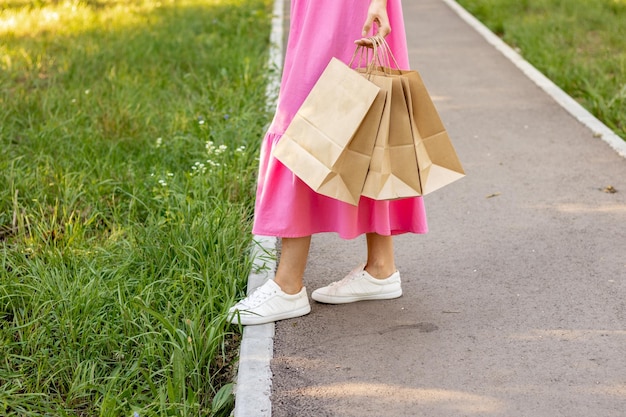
[236,283,278,309]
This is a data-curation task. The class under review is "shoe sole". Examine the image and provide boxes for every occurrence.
[229,304,311,326]
[311,288,402,304]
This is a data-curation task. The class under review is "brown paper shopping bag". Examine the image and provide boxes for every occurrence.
[403,69,465,194]
[272,57,384,205]
[361,37,465,196]
[360,72,422,200]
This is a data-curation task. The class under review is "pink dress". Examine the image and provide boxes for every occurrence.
[253,0,428,239]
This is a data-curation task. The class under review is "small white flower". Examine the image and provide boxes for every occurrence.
[156,137,162,148]
[214,145,227,155]
[158,179,167,187]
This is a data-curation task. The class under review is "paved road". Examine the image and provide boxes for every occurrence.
[270,0,626,416]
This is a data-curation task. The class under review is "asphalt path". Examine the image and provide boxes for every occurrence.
[269,0,626,416]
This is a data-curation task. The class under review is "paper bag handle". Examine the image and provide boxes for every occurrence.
[349,35,403,75]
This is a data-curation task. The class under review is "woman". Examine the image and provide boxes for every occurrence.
[229,0,427,325]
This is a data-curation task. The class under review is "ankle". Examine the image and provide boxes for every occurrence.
[273,277,304,295]
[364,263,396,279]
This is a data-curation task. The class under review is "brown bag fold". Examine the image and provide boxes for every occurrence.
[360,72,422,199]
[403,69,465,194]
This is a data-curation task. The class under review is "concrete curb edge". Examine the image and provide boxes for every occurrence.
[232,237,278,417]
[441,0,626,159]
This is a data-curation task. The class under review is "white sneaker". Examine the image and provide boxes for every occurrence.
[311,264,402,304]
[228,280,311,326]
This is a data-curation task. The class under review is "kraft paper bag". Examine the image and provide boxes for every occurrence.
[358,36,464,197]
[403,69,465,194]
[359,65,465,196]
[360,72,422,200]
[272,57,383,205]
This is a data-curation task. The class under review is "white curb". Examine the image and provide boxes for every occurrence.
[232,0,284,416]
[441,0,626,159]
[232,236,278,417]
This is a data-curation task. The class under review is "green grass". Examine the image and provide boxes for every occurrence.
[0,0,273,415]
[455,0,626,140]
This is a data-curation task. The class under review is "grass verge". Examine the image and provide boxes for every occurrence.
[455,0,626,140]
[0,0,273,415]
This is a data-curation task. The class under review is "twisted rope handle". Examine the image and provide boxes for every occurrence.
[371,35,402,72]
[349,35,402,75]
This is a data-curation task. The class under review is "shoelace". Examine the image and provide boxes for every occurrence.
[237,284,277,309]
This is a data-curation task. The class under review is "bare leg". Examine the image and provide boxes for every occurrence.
[274,236,311,294]
[228,236,311,325]
[365,233,397,279]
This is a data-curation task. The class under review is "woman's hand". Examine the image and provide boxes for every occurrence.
[356,0,390,47]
